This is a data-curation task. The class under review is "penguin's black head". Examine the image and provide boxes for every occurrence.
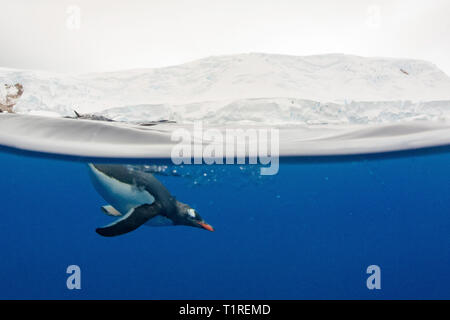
[175,201,214,232]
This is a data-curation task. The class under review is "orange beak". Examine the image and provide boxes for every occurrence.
[198,222,214,232]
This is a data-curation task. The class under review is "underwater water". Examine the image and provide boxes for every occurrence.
[0,149,449,300]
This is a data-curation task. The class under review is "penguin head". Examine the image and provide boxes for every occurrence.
[175,201,214,232]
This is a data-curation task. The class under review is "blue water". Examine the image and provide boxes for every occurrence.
[0,149,449,299]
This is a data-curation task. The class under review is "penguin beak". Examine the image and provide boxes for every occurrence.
[198,221,214,232]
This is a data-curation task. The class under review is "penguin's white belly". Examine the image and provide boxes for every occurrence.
[88,164,155,214]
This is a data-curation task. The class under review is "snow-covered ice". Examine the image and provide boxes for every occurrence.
[1,53,450,125]
[1,53,450,158]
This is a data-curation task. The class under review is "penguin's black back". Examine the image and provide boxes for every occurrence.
[91,164,177,215]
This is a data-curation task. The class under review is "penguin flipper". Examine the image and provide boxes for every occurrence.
[101,205,122,217]
[96,203,161,237]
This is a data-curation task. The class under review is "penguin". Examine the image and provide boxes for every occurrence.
[87,164,214,237]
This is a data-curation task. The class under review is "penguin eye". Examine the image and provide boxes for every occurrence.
[187,208,196,218]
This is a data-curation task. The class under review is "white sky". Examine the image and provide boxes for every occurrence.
[0,0,449,75]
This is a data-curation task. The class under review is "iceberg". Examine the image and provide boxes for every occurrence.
[1,53,450,125]
[1,53,450,160]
